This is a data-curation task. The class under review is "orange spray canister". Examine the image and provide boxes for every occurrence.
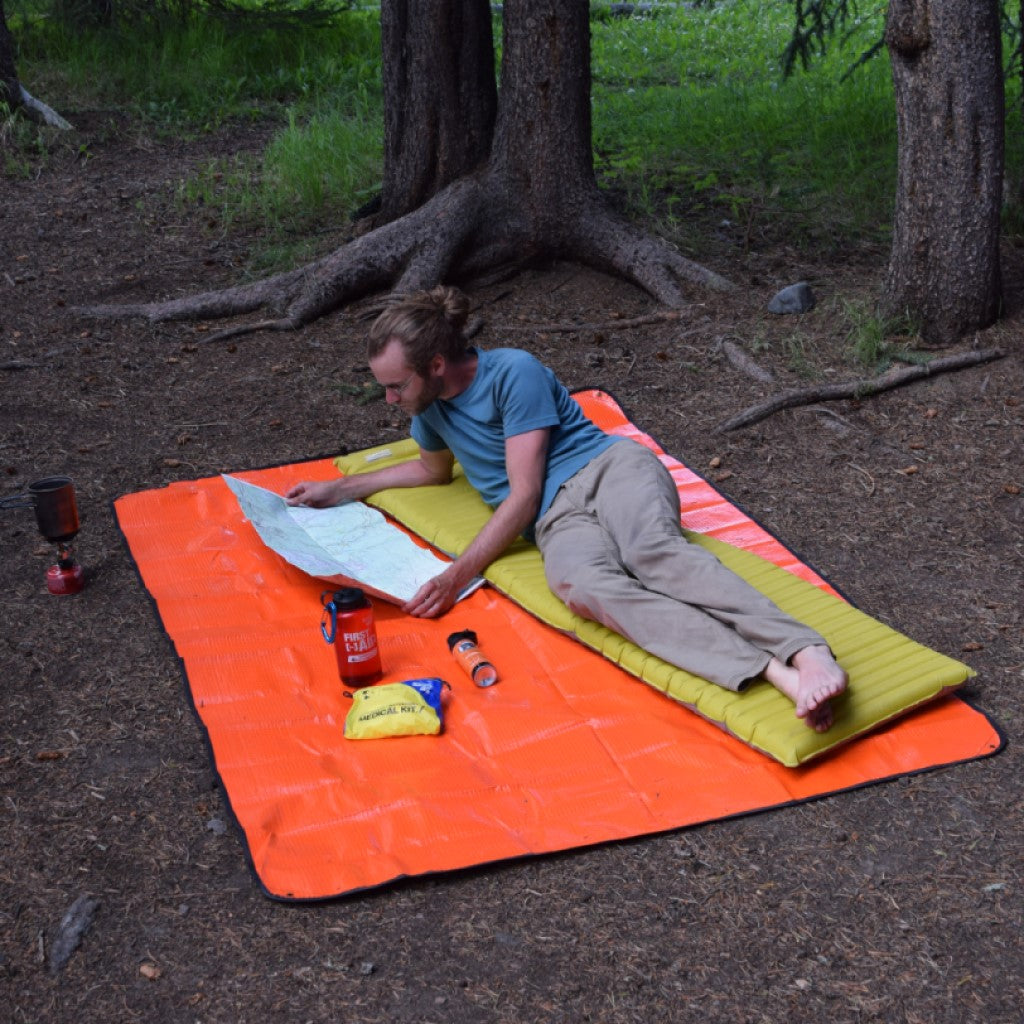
[446,629,498,687]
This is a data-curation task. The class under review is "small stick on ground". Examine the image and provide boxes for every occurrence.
[720,339,774,382]
[195,318,299,345]
[503,310,685,333]
[716,347,1005,432]
[847,462,876,496]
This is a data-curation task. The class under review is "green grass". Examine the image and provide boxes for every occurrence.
[590,1,896,249]
[13,4,381,130]
[178,91,383,255]
[837,296,924,371]
[11,0,1023,264]
[1,97,51,177]
[14,3,384,255]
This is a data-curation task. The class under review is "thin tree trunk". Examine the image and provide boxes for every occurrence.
[883,0,1003,345]
[1,0,20,109]
[378,0,496,224]
[491,0,596,221]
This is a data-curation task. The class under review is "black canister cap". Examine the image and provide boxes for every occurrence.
[333,586,369,611]
[447,629,478,651]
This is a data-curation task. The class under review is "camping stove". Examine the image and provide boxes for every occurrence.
[1,476,86,595]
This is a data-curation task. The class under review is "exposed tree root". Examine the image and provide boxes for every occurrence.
[75,265,313,324]
[73,171,733,337]
[574,204,735,303]
[716,347,1005,432]
[16,85,73,129]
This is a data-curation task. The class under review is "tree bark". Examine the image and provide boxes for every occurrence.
[1,0,20,110]
[378,0,496,224]
[491,1,596,226]
[479,1,733,299]
[882,0,1003,345]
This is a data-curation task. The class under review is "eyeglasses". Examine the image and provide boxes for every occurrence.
[383,373,416,396]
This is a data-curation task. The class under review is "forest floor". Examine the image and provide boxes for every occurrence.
[2,112,1023,1024]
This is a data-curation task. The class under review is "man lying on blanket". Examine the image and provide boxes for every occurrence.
[287,287,848,731]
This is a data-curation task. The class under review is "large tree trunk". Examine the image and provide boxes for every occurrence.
[77,0,732,336]
[467,1,733,299]
[378,0,496,224]
[490,1,596,224]
[882,0,1003,345]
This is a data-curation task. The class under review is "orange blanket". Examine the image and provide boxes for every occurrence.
[114,414,1001,900]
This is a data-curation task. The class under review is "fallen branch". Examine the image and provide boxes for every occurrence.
[2,344,71,370]
[716,347,1005,433]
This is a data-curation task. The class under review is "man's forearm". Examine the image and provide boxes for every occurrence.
[443,490,539,591]
[402,428,549,619]
[445,427,546,586]
[287,452,453,508]
[339,457,449,502]
[297,450,450,508]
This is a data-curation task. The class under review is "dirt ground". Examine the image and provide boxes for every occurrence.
[2,112,1023,1023]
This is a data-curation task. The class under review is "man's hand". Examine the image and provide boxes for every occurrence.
[403,567,465,619]
[285,479,349,507]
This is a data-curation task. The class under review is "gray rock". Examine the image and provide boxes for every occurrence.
[768,281,816,314]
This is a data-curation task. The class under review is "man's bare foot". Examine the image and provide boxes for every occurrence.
[763,646,848,732]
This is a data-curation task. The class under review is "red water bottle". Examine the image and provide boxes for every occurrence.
[321,587,383,687]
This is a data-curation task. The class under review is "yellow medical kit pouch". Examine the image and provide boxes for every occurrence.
[344,678,446,740]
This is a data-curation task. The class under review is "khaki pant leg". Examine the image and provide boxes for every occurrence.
[536,441,825,690]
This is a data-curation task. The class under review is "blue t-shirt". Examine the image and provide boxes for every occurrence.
[410,348,620,532]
